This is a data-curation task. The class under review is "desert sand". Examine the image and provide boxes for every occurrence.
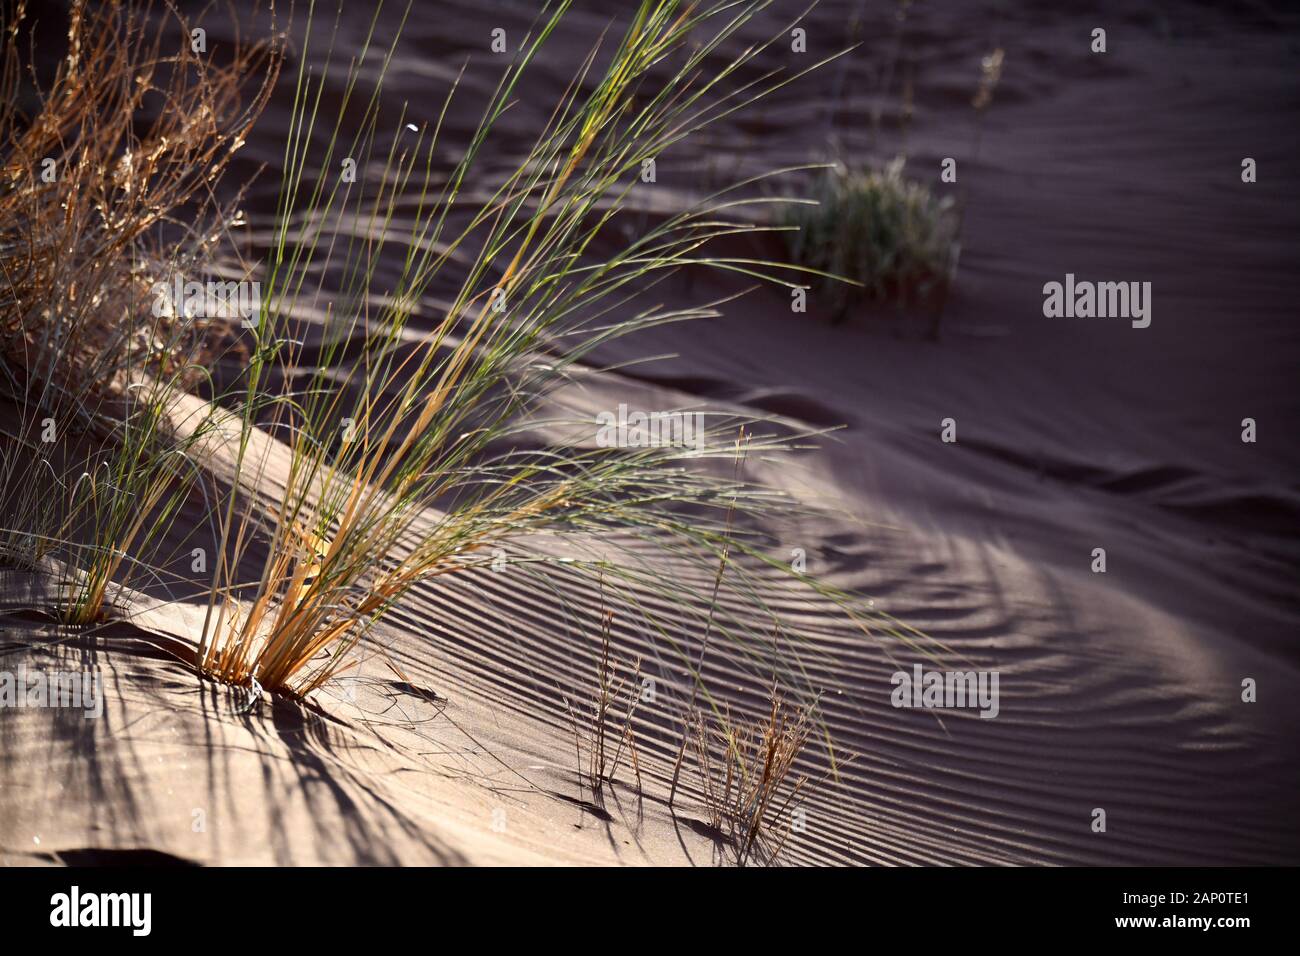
[2,0,1298,866]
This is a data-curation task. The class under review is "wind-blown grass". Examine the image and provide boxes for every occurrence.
[192,0,921,708]
[2,0,933,751]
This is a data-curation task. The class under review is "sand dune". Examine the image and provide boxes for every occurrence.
[3,0,1298,866]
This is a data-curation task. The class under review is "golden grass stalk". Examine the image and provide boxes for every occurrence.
[691,683,812,867]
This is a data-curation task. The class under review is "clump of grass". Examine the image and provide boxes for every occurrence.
[563,601,643,802]
[0,0,281,622]
[783,157,958,317]
[0,0,930,745]
[192,0,908,704]
[690,684,812,867]
[0,0,278,420]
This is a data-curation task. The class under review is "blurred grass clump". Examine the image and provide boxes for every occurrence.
[783,158,958,317]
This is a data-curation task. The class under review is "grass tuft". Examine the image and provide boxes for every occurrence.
[563,598,643,803]
[783,157,959,318]
[0,0,281,624]
[690,683,812,867]
[191,0,922,706]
